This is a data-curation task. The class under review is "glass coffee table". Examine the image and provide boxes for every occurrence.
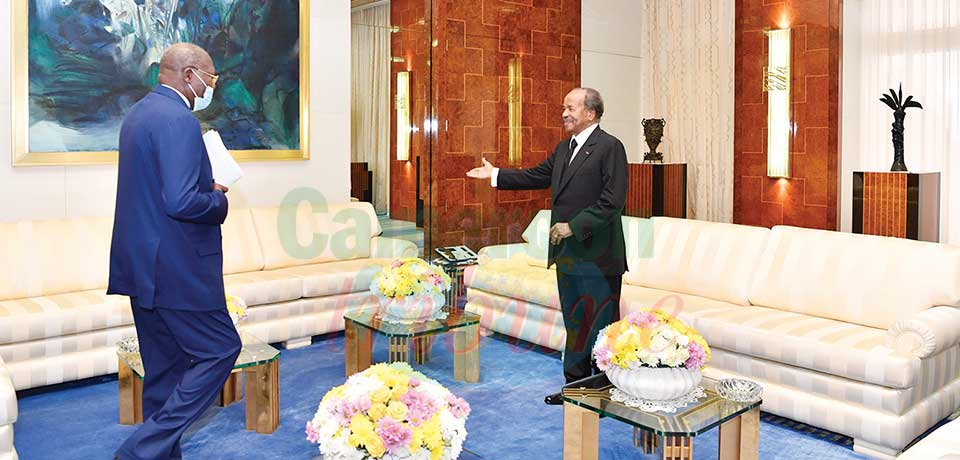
[344,307,481,383]
[117,331,281,434]
[562,374,762,460]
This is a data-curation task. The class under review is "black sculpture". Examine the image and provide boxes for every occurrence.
[642,118,666,163]
[880,84,923,172]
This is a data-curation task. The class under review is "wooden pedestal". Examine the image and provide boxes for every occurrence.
[853,171,940,242]
[627,163,687,218]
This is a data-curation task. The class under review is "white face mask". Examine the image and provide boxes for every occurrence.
[187,69,215,112]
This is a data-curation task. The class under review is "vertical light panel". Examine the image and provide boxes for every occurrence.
[764,28,791,178]
[396,71,410,161]
[508,57,523,165]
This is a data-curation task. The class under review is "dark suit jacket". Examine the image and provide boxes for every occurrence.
[107,85,229,311]
[498,127,628,276]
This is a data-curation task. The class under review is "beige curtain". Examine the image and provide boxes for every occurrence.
[639,0,735,222]
[841,0,960,243]
[351,3,391,214]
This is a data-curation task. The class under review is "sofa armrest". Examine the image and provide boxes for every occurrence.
[477,243,527,264]
[0,357,17,427]
[886,306,960,358]
[370,237,418,259]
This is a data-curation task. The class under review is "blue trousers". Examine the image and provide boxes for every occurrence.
[556,271,622,383]
[117,300,242,460]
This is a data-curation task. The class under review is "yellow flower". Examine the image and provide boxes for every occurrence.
[368,402,387,421]
[390,381,410,399]
[387,401,408,420]
[371,386,392,404]
[409,427,424,453]
[349,414,376,438]
[366,435,387,458]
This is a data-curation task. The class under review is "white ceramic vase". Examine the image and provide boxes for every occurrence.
[380,293,446,324]
[606,366,702,401]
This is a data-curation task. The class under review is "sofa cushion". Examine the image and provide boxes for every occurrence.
[0,291,132,345]
[623,217,769,306]
[0,326,134,364]
[621,284,919,388]
[749,225,960,330]
[223,270,304,307]
[0,216,113,301]
[250,202,382,270]
[221,209,265,275]
[271,259,390,298]
[466,258,560,309]
[521,210,552,268]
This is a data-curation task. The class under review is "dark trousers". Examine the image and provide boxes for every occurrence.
[117,300,242,460]
[556,271,622,383]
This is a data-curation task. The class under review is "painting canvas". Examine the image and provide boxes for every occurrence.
[13,0,308,165]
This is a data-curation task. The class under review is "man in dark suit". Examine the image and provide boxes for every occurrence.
[467,87,628,405]
[108,43,241,460]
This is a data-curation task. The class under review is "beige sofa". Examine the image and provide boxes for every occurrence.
[896,417,960,459]
[465,211,960,458]
[0,356,16,460]
[0,201,415,392]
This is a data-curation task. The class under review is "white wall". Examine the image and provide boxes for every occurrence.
[581,0,644,163]
[0,0,350,223]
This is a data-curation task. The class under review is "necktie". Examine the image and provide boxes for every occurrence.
[569,138,578,165]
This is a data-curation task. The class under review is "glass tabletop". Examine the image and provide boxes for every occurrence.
[561,373,762,437]
[117,331,280,380]
[344,307,480,337]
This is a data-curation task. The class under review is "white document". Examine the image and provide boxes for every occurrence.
[202,130,243,186]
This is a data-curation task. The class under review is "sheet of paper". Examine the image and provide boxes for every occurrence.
[202,130,243,186]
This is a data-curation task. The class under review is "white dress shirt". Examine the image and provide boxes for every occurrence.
[161,84,191,108]
[491,122,600,187]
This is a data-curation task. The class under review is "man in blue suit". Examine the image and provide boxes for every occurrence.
[108,43,242,460]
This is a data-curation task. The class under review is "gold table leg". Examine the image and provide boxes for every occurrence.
[663,436,693,460]
[217,371,243,407]
[244,359,280,434]
[453,323,480,383]
[563,402,599,460]
[719,408,760,460]
[118,358,143,425]
[413,336,433,364]
[345,320,372,376]
[389,336,410,363]
[635,428,660,453]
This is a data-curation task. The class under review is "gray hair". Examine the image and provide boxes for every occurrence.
[581,87,604,119]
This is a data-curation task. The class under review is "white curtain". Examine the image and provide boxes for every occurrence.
[842,0,960,243]
[351,3,391,214]
[638,0,735,222]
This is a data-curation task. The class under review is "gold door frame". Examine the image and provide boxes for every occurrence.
[10,0,311,166]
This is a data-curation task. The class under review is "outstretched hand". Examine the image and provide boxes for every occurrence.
[466,158,495,179]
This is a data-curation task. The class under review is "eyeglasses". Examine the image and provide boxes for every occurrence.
[188,67,220,86]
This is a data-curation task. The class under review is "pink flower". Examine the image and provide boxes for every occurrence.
[305,421,321,443]
[377,417,413,453]
[685,342,707,370]
[626,311,659,329]
[401,390,439,426]
[332,396,372,427]
[409,378,421,388]
[593,346,612,371]
[391,260,404,268]
[445,394,472,419]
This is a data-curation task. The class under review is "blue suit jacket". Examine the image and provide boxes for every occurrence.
[107,85,229,311]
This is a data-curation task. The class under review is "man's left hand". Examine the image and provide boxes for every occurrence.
[550,222,573,245]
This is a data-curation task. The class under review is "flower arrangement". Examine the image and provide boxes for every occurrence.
[370,259,452,323]
[593,309,710,372]
[306,362,470,460]
[372,258,452,299]
[226,294,247,327]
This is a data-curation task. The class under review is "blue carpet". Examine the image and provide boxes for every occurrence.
[14,333,870,459]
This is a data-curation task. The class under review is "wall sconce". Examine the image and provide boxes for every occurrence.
[391,56,406,64]
[396,71,410,161]
[763,28,791,178]
[508,57,523,165]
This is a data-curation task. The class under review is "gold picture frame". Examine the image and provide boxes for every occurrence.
[11,0,310,166]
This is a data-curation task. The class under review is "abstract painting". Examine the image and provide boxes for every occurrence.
[12,0,308,165]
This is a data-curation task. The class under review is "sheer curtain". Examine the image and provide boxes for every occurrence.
[351,3,391,214]
[638,0,735,222]
[842,0,960,243]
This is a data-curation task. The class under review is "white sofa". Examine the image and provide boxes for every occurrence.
[0,356,16,460]
[0,201,416,392]
[897,417,960,459]
[465,211,960,458]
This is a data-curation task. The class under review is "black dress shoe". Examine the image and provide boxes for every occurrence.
[544,392,563,405]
